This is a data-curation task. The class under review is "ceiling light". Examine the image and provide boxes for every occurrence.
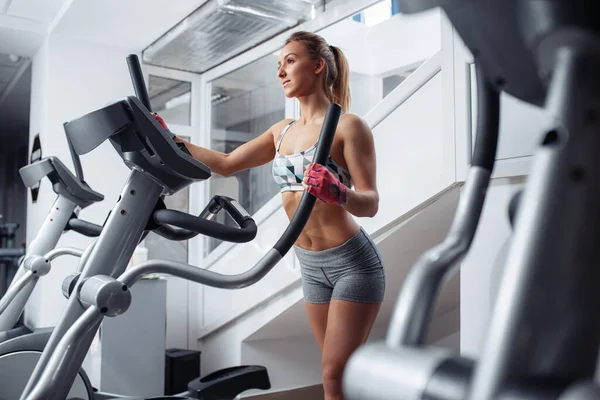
[143,0,318,74]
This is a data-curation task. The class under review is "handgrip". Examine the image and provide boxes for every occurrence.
[126,54,152,111]
[153,225,199,241]
[152,209,257,244]
[472,63,500,170]
[202,195,253,226]
[66,219,103,237]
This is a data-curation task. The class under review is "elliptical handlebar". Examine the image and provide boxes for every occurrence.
[152,205,257,244]
[126,54,152,110]
[386,62,500,348]
[66,218,103,237]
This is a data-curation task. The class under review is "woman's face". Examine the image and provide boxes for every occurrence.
[277,41,325,99]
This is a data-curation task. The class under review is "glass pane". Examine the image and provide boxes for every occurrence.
[319,0,437,116]
[208,53,285,253]
[148,75,192,126]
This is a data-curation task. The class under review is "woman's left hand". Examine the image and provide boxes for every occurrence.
[302,163,347,205]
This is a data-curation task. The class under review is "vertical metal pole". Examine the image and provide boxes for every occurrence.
[0,196,76,331]
[469,48,600,398]
[21,169,163,400]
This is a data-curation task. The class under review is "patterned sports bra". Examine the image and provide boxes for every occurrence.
[272,120,353,193]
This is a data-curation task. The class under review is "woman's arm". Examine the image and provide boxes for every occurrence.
[339,114,379,218]
[169,119,292,176]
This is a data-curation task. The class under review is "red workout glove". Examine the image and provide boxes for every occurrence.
[303,163,348,205]
[152,112,169,131]
[152,112,180,141]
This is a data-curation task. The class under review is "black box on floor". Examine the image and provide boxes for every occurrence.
[165,348,201,395]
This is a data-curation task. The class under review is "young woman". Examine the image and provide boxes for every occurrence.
[155,31,385,400]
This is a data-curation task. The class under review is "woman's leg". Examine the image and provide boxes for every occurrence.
[321,300,381,400]
[305,302,330,350]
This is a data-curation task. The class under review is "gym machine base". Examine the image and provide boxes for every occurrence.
[13,55,341,400]
[343,1,600,400]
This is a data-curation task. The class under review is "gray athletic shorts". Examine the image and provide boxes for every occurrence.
[294,227,386,304]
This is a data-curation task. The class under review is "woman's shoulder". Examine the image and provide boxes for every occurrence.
[271,118,296,133]
[338,113,371,137]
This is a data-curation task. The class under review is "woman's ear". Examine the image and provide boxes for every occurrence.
[314,58,326,75]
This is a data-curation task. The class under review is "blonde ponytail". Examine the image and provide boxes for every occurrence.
[329,45,351,113]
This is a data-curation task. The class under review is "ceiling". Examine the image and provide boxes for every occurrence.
[0,0,212,147]
[0,0,327,148]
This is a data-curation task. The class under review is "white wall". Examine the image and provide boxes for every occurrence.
[315,8,441,120]
[359,70,450,235]
[320,8,441,78]
[24,33,139,327]
[241,335,323,397]
[367,9,441,77]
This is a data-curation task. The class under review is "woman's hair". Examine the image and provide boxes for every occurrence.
[285,31,351,112]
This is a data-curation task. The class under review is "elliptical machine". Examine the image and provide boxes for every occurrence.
[343,1,600,399]
[0,136,104,336]
[0,133,105,400]
[11,54,341,400]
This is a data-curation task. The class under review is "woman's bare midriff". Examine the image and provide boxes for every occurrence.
[282,191,360,251]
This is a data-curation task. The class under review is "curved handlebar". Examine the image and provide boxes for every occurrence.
[472,61,500,171]
[67,218,103,237]
[385,62,500,347]
[152,225,199,241]
[151,195,254,242]
[274,104,341,254]
[126,55,151,110]
[153,208,257,244]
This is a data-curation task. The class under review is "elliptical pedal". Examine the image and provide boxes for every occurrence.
[187,365,271,400]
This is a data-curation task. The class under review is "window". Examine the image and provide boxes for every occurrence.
[207,53,285,253]
[148,75,192,126]
[144,76,193,263]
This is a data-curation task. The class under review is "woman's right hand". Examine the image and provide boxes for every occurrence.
[152,112,184,142]
[152,112,169,131]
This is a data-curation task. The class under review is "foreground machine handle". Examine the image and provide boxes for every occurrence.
[342,61,500,400]
[345,1,600,400]
[21,54,341,400]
